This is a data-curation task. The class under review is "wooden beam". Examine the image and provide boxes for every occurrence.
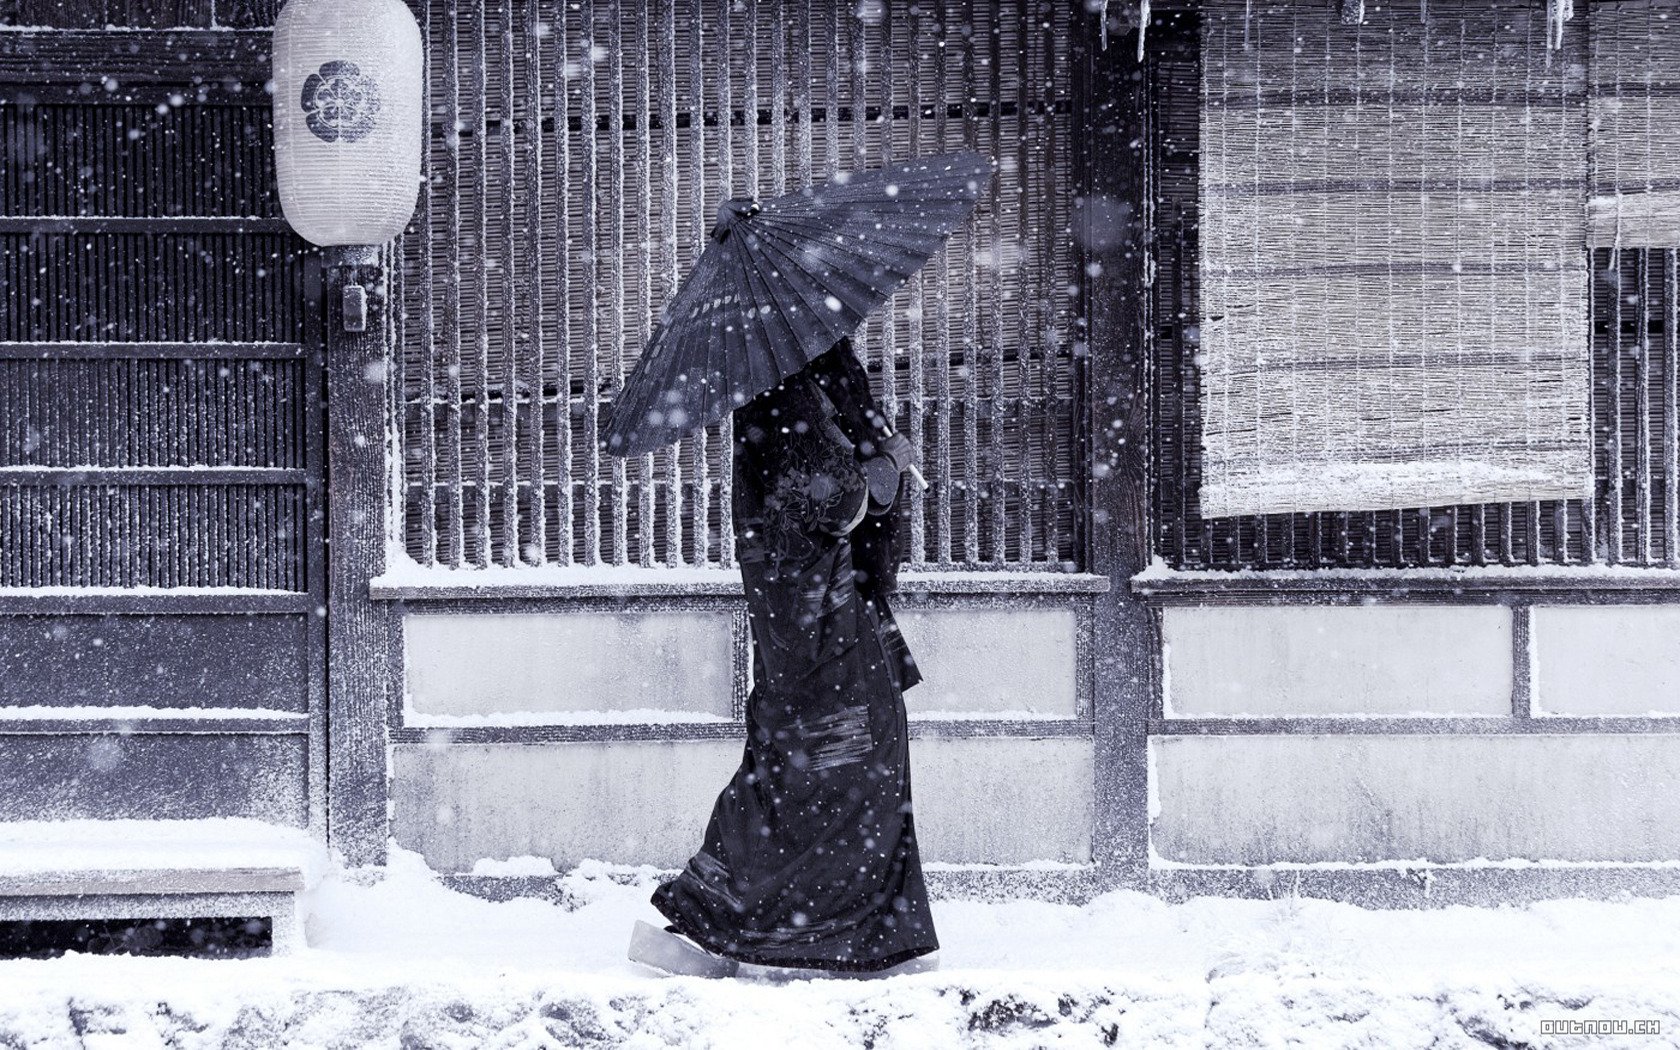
[1150,716,1680,736]
[0,342,305,361]
[0,29,269,82]
[324,249,394,867]
[0,467,306,486]
[0,592,311,615]
[388,718,1096,745]
[1079,2,1156,892]
[0,716,311,736]
[0,218,290,234]
[0,868,303,897]
[1133,568,1680,604]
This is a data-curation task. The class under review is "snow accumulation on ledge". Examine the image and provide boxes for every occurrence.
[370,555,1111,599]
[1132,555,1680,591]
[0,706,304,724]
[400,706,734,728]
[4,846,1680,1048]
[0,819,327,883]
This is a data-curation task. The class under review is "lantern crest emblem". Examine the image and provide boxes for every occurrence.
[300,60,381,143]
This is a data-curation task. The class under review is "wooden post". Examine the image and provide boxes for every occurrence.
[1079,10,1155,891]
[325,244,394,867]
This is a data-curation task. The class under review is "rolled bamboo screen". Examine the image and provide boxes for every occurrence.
[1197,0,1594,518]
[1588,0,1680,248]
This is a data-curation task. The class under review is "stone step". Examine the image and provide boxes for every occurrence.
[0,818,324,955]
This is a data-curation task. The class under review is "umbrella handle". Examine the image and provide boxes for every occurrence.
[907,464,930,492]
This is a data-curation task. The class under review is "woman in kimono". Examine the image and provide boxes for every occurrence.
[628,338,937,978]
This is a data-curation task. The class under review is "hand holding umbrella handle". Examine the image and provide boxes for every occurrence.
[865,430,930,503]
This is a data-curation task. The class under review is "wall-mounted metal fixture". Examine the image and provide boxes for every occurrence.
[341,283,368,333]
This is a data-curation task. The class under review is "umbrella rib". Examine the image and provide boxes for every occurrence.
[731,236,818,382]
[759,198,979,229]
[714,235,788,408]
[618,256,730,452]
[753,213,961,257]
[737,226,874,334]
[694,249,740,440]
[751,210,953,265]
[746,222,912,309]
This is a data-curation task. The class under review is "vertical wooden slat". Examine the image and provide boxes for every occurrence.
[1636,248,1653,564]
[1609,246,1625,564]
[688,2,710,565]
[1667,248,1679,567]
[522,0,547,565]
[473,0,494,567]
[905,1,927,564]
[770,0,787,196]
[825,0,839,176]
[715,0,736,569]
[933,0,954,564]
[796,0,813,189]
[443,0,466,566]
[743,0,760,195]
[389,237,406,578]
[1584,246,1599,563]
[581,0,603,565]
[1173,209,1198,565]
[498,0,521,567]
[961,0,982,564]
[609,0,629,565]
[987,1,1007,563]
[551,0,575,565]
[876,0,898,514]
[1028,2,1055,564]
[636,0,656,567]
[660,0,683,565]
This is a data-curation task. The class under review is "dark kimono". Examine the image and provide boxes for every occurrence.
[651,342,937,972]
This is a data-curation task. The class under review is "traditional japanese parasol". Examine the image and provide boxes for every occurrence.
[602,151,994,459]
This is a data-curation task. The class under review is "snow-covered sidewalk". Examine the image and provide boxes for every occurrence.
[3,849,1679,1048]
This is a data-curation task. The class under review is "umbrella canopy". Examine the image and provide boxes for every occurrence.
[603,151,994,457]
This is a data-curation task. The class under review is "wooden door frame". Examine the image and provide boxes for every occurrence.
[323,246,398,866]
[0,28,329,837]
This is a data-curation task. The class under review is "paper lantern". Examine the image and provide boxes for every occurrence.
[272,0,423,246]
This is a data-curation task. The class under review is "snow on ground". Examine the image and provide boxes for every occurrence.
[3,848,1679,1048]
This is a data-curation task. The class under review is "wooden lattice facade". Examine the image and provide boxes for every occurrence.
[393,0,1085,572]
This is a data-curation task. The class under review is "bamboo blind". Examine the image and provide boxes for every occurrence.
[1588,0,1680,247]
[1151,2,1680,570]
[396,0,1081,571]
[1198,0,1594,518]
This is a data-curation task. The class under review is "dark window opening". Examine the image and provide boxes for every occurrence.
[0,917,272,960]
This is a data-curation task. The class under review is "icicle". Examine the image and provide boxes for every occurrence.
[1136,0,1150,61]
[1547,0,1574,51]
